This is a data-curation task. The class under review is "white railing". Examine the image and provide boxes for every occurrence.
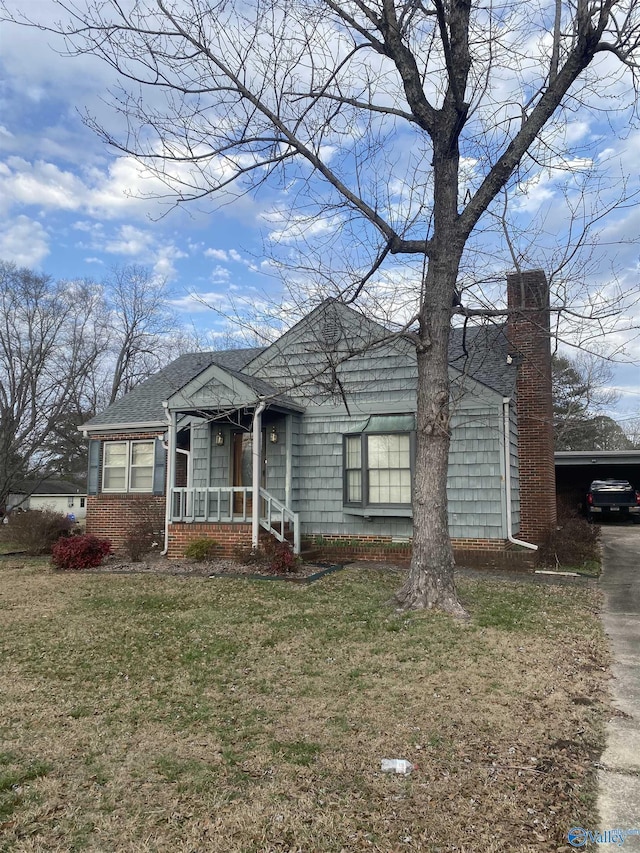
[170,486,300,554]
[259,487,300,555]
[171,486,252,523]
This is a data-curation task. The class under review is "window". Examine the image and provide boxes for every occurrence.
[367,434,411,504]
[344,426,413,508]
[102,440,155,493]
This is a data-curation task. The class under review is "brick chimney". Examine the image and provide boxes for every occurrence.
[506,270,556,543]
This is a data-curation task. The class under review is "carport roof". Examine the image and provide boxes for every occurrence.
[555,450,640,466]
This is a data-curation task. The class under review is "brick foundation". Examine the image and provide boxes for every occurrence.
[167,522,252,558]
[303,534,535,572]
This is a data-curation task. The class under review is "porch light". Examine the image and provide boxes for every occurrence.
[216,429,225,446]
[269,426,278,444]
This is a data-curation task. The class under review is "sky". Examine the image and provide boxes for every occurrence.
[1,1,640,422]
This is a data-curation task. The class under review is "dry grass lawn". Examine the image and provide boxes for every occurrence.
[0,559,609,852]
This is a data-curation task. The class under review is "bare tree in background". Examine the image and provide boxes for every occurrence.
[7,0,640,612]
[0,261,102,508]
[104,265,177,405]
[552,352,622,450]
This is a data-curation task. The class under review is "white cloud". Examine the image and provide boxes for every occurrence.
[153,244,188,281]
[261,208,341,244]
[0,215,49,266]
[211,265,231,283]
[205,248,229,261]
[104,225,155,256]
[169,290,231,312]
[0,157,85,214]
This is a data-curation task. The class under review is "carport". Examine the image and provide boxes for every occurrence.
[555,450,640,515]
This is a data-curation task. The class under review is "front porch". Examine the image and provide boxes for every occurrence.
[169,485,300,554]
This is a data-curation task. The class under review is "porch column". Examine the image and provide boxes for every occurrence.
[162,406,177,554]
[285,414,292,508]
[252,401,266,550]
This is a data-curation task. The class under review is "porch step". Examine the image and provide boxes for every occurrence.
[299,548,323,562]
[261,521,294,542]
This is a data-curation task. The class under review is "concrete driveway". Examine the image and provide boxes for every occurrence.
[596,524,640,850]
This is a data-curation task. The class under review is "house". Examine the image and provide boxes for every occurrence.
[7,479,87,521]
[80,270,556,568]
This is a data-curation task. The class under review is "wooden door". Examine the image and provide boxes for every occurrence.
[232,431,265,515]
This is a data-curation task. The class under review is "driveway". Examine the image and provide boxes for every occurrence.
[596,524,640,850]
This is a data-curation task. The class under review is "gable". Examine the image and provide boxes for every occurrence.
[243,300,512,410]
[166,362,303,413]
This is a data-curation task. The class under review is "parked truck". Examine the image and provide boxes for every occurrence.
[586,479,640,522]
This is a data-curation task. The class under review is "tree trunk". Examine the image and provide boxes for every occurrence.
[395,252,467,617]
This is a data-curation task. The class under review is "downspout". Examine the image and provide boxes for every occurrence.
[161,404,176,555]
[503,398,538,551]
[252,399,267,550]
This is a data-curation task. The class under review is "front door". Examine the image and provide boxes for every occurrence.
[232,430,266,515]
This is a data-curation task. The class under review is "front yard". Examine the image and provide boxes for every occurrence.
[0,559,609,851]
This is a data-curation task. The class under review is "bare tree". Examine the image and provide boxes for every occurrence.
[103,265,178,405]
[621,417,640,448]
[552,352,621,450]
[0,262,102,508]
[8,0,640,612]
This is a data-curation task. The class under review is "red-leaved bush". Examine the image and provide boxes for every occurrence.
[51,534,112,570]
[265,539,299,574]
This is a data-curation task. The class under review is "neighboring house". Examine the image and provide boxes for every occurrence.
[7,479,87,521]
[80,270,556,567]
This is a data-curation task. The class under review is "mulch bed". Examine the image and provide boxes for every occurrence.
[86,553,348,582]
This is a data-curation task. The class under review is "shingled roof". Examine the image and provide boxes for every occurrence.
[449,323,518,397]
[82,348,265,429]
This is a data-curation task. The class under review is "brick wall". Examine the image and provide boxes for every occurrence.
[167,522,252,558]
[506,270,557,543]
[86,494,165,552]
[85,429,166,552]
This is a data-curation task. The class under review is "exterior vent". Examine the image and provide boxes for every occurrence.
[321,313,341,346]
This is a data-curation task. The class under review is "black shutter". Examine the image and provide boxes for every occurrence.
[87,439,101,495]
[152,438,167,495]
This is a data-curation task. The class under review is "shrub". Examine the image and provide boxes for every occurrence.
[263,537,299,574]
[184,538,220,561]
[233,544,264,565]
[123,521,159,562]
[234,539,299,573]
[122,499,165,560]
[536,515,600,570]
[7,510,74,555]
[51,534,112,570]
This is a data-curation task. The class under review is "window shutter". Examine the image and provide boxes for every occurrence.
[152,438,167,495]
[87,440,101,495]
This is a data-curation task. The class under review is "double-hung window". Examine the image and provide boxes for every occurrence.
[344,416,414,509]
[102,440,155,493]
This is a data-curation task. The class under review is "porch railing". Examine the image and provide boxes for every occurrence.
[170,486,300,554]
[259,487,300,555]
[171,486,251,523]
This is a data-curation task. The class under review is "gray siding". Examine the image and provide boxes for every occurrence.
[185,400,510,541]
[289,400,508,541]
[447,403,506,539]
[248,304,418,410]
[191,422,211,488]
[508,400,521,532]
[263,415,287,502]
